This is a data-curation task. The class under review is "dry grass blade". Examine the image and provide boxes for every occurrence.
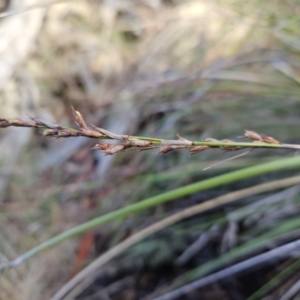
[203,151,250,171]
[50,176,300,300]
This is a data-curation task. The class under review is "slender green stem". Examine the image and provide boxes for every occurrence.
[4,155,300,269]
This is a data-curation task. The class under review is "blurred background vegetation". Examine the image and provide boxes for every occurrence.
[1,0,300,299]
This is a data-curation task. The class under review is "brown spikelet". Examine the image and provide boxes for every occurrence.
[240,130,263,142]
[92,143,129,155]
[260,134,280,144]
[240,129,280,144]
[72,106,88,130]
[159,145,186,154]
[189,145,209,155]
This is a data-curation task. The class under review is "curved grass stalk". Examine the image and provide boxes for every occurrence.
[1,155,300,273]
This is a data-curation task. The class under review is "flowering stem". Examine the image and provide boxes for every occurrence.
[1,108,300,154]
